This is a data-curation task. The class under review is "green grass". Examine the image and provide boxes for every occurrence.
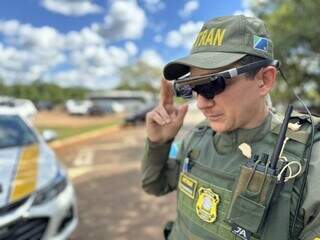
[37,121,119,140]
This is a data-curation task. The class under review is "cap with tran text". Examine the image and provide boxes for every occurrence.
[163,15,274,80]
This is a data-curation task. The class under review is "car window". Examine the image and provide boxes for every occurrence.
[0,115,38,148]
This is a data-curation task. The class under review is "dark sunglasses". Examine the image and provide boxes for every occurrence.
[173,59,279,100]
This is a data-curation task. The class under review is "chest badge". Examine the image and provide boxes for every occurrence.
[196,187,220,223]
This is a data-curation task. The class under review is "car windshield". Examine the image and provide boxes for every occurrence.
[0,115,38,148]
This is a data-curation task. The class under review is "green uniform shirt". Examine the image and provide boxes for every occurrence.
[141,112,320,240]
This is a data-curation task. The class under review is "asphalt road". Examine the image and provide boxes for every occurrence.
[54,105,204,240]
[55,125,176,240]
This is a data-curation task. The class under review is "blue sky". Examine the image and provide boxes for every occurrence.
[0,0,252,89]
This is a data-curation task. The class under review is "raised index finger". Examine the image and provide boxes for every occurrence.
[160,79,174,106]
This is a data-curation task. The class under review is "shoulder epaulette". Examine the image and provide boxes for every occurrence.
[271,111,320,144]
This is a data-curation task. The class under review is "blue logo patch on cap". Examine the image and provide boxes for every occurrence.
[169,142,180,159]
[253,35,268,52]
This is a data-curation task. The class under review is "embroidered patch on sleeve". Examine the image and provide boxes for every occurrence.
[169,142,180,159]
[178,172,197,199]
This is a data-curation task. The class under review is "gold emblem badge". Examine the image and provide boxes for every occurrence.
[196,187,220,223]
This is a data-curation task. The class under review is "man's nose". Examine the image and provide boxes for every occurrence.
[196,94,214,109]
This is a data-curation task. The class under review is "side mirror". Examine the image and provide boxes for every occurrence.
[42,129,58,142]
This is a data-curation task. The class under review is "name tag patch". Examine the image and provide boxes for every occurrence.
[178,173,197,199]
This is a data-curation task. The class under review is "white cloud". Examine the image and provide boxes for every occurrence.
[51,69,121,89]
[179,0,199,18]
[70,45,130,69]
[0,20,107,52]
[50,70,99,89]
[96,0,147,41]
[52,45,134,88]
[41,0,103,16]
[0,20,20,36]
[142,0,165,13]
[0,19,142,88]
[0,20,67,82]
[140,49,164,68]
[124,41,138,56]
[233,9,255,17]
[65,27,105,50]
[165,21,203,49]
[0,44,66,83]
[242,0,269,9]
[0,20,65,50]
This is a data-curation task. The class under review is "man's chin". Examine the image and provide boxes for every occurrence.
[209,122,227,133]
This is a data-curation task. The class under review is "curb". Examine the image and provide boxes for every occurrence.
[49,124,121,150]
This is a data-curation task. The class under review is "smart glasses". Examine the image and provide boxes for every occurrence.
[173,59,279,99]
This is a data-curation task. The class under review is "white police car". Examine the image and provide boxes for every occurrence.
[0,111,77,240]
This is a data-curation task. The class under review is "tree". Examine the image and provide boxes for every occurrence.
[0,79,8,95]
[249,0,320,106]
[116,60,162,93]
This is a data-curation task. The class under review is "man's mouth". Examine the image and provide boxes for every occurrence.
[207,113,223,120]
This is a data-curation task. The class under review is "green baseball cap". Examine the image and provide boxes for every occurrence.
[163,15,274,80]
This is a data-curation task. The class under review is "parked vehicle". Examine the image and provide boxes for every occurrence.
[35,101,54,111]
[65,99,92,115]
[88,104,106,116]
[111,102,125,113]
[0,111,78,239]
[123,103,156,126]
[0,97,37,121]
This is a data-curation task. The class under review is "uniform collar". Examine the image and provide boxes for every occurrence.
[214,113,272,152]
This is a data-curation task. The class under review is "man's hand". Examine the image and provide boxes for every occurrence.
[146,79,188,144]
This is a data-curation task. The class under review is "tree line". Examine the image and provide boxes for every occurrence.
[0,80,89,104]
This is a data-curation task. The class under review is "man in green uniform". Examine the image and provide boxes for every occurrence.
[141,15,320,240]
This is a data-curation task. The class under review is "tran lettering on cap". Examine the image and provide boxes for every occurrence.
[193,28,226,48]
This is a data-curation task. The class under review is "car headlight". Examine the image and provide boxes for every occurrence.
[32,170,68,206]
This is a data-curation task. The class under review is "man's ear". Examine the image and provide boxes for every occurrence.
[255,66,277,96]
